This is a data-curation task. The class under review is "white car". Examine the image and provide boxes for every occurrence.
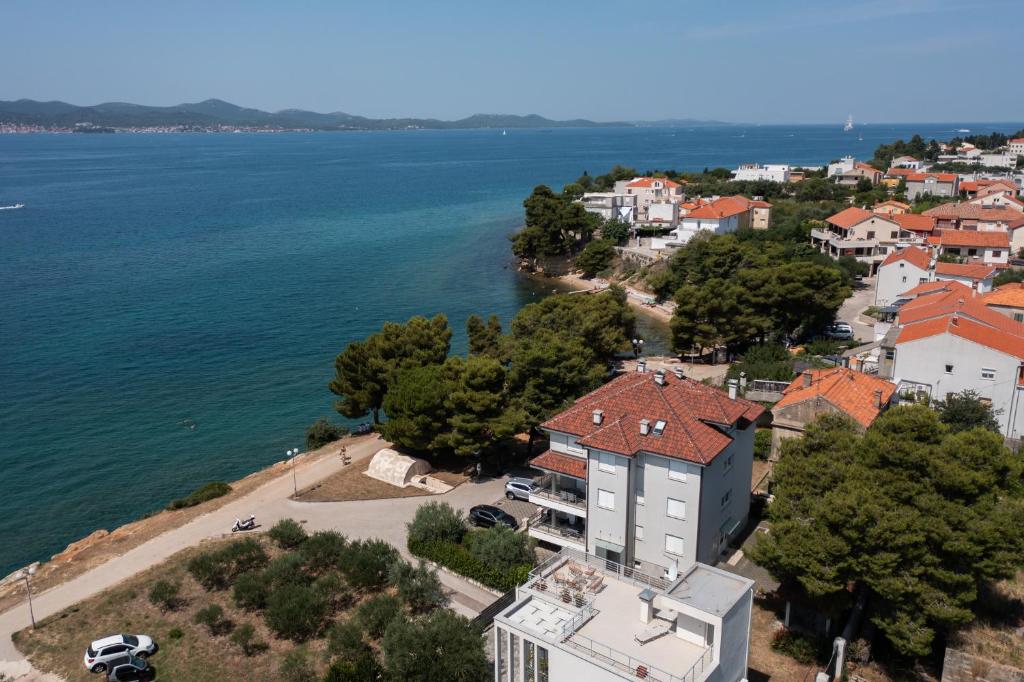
[505,477,535,501]
[83,634,157,673]
[825,323,854,340]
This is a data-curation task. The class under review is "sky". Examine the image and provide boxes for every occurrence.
[2,0,1021,124]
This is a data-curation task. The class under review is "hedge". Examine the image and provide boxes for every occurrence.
[167,481,232,510]
[408,538,530,592]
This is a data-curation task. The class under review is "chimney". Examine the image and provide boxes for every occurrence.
[951,313,959,326]
[739,371,748,389]
[593,409,604,425]
[640,419,651,436]
[637,359,647,373]
[654,370,666,386]
[802,370,813,388]
[728,380,738,401]
[673,367,685,380]
[873,389,883,409]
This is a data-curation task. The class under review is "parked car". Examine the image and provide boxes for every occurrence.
[505,477,535,501]
[104,655,153,682]
[83,635,157,673]
[824,322,854,340]
[469,504,518,530]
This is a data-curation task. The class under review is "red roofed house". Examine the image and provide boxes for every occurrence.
[905,172,959,201]
[968,191,1024,212]
[657,196,760,247]
[874,246,933,306]
[811,207,923,274]
[530,368,762,570]
[984,283,1024,323]
[1009,138,1024,158]
[836,163,883,187]
[936,229,1010,265]
[873,200,911,216]
[614,176,685,223]
[933,261,996,293]
[960,178,1021,199]
[770,368,896,456]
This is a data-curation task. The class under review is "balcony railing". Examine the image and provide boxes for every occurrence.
[528,518,586,543]
[529,547,671,592]
[532,474,586,509]
[563,631,713,682]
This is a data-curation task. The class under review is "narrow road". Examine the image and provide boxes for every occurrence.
[837,278,877,343]
[0,435,506,679]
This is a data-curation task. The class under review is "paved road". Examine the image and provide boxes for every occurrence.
[837,278,877,343]
[0,435,507,679]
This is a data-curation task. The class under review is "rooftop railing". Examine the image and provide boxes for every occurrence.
[563,631,714,682]
[528,547,672,592]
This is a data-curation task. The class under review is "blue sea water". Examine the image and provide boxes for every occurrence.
[1,122,1021,575]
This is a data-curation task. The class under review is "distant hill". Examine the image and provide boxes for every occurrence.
[0,98,638,130]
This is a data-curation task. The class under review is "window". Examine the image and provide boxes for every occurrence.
[724,454,734,472]
[665,534,685,556]
[968,248,978,256]
[901,275,907,283]
[597,489,615,510]
[884,349,895,360]
[510,634,520,682]
[653,420,666,436]
[668,460,687,482]
[667,498,686,519]
[981,368,995,380]
[721,490,732,507]
[497,628,508,682]
[1015,313,1023,323]
[890,231,898,239]
[525,640,536,682]
[993,250,1002,257]
[598,451,615,473]
[636,525,644,541]
[538,646,549,682]
[945,364,954,374]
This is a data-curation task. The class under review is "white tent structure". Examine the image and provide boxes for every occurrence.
[365,448,432,488]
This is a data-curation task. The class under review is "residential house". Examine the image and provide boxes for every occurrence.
[891,155,923,170]
[827,156,857,178]
[770,368,896,457]
[959,178,1021,199]
[933,261,996,293]
[726,195,773,229]
[836,163,882,187]
[979,152,1018,168]
[874,246,932,306]
[923,204,1024,253]
[984,283,1024,323]
[891,213,937,239]
[614,177,685,223]
[646,202,679,227]
[811,207,918,274]
[968,192,1024,212]
[905,172,959,200]
[530,369,762,571]
[494,549,754,682]
[656,197,751,246]
[581,193,637,224]
[933,230,1009,265]
[873,200,911,216]
[1010,138,1024,157]
[731,163,790,183]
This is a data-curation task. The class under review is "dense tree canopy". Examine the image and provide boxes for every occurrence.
[752,407,1024,656]
[934,389,1001,434]
[511,185,598,261]
[575,238,616,277]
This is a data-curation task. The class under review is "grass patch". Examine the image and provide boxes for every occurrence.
[166,482,232,510]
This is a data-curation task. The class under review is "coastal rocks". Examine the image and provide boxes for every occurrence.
[50,529,110,564]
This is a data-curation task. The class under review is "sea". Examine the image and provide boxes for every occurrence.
[1,122,1021,575]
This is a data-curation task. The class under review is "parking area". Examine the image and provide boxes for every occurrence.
[492,495,539,527]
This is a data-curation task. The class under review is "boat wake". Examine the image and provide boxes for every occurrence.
[0,203,25,210]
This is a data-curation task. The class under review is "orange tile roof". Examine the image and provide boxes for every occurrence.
[541,371,763,465]
[925,204,1024,223]
[892,213,937,232]
[728,194,772,208]
[1011,138,1024,144]
[874,200,911,210]
[773,368,896,428]
[529,450,587,479]
[896,314,1024,360]
[984,283,1024,309]
[899,280,963,299]
[826,206,879,229]
[933,262,997,281]
[897,291,1024,336]
[686,196,750,220]
[855,163,880,173]
[907,172,958,183]
[938,230,1009,248]
[886,168,916,177]
[881,246,932,270]
[627,177,682,189]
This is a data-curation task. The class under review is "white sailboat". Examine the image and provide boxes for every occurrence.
[843,115,854,132]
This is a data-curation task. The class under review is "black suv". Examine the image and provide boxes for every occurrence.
[105,655,153,682]
[469,504,518,529]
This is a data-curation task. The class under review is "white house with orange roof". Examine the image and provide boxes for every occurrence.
[1010,138,1024,158]
[968,192,1024,212]
[905,172,959,200]
[984,283,1024,323]
[874,246,933,307]
[873,200,911,216]
[836,163,883,187]
[613,177,685,223]
[933,261,996,293]
[934,230,1010,265]
[811,207,923,274]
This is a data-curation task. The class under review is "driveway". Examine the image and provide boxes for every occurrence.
[837,278,877,343]
[0,435,507,678]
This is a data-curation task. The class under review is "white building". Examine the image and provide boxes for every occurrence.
[581,193,636,224]
[731,163,790,183]
[936,230,1010,265]
[874,246,932,307]
[933,262,996,293]
[613,177,685,223]
[494,549,754,682]
[827,155,857,178]
[1010,138,1024,158]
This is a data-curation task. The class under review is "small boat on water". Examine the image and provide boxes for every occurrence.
[0,203,25,210]
[956,128,971,133]
[843,115,854,132]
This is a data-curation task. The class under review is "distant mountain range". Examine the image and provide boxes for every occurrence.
[0,98,729,131]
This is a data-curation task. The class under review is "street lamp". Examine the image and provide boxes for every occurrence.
[631,337,644,357]
[16,564,37,629]
[288,448,300,496]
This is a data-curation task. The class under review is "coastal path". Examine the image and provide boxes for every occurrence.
[0,435,506,679]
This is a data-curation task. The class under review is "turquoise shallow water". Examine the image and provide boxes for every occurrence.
[1,123,1020,574]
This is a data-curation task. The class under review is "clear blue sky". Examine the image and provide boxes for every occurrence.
[3,0,1020,124]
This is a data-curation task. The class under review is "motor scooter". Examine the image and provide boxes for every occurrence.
[231,514,256,532]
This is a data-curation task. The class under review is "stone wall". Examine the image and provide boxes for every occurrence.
[942,647,1024,682]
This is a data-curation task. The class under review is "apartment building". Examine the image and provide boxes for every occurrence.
[811,207,924,274]
[613,177,685,223]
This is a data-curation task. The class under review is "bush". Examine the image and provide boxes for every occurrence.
[233,571,272,611]
[266,584,330,642]
[575,239,616,277]
[167,481,232,510]
[229,623,267,656]
[280,646,316,682]
[381,609,490,682]
[323,653,382,682]
[727,344,794,383]
[771,629,823,665]
[313,571,351,611]
[754,430,772,461]
[168,627,184,640]
[300,531,348,574]
[325,619,371,661]
[342,539,400,590]
[465,526,535,572]
[148,580,181,611]
[408,538,531,592]
[264,553,312,588]
[187,538,269,590]
[268,518,308,549]
[388,560,447,613]
[355,593,402,639]
[193,604,233,636]
[406,502,466,546]
[306,418,349,450]
[601,219,630,245]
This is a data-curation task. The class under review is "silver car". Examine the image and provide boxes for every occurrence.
[83,634,157,674]
[505,477,535,501]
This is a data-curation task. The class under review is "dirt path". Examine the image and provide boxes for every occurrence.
[0,435,506,679]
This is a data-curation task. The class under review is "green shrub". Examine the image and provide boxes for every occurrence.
[342,539,400,590]
[266,584,330,642]
[229,623,266,656]
[167,481,232,510]
[754,430,772,460]
[575,239,616,277]
[268,518,308,549]
[168,627,184,640]
[406,502,466,546]
[388,560,447,613]
[313,571,350,611]
[264,553,312,588]
[355,593,402,639]
[771,629,823,665]
[187,538,268,590]
[233,571,272,611]
[193,604,232,635]
[306,418,349,450]
[280,646,316,682]
[322,652,382,682]
[381,609,490,681]
[300,530,348,574]
[409,538,531,592]
[465,526,535,572]
[148,580,181,611]
[727,344,794,383]
[325,619,371,661]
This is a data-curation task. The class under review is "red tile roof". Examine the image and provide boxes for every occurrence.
[896,314,1024,360]
[541,371,763,465]
[826,206,883,229]
[938,230,1009,248]
[855,163,880,174]
[899,280,962,298]
[984,283,1024,309]
[907,172,958,183]
[897,290,1024,336]
[529,450,587,479]
[892,213,937,232]
[881,246,932,270]
[728,194,772,209]
[874,200,911,210]
[886,168,916,177]
[1011,138,1024,144]
[925,204,1024,223]
[933,262,997,281]
[627,177,682,189]
[686,196,751,220]
[773,368,896,428]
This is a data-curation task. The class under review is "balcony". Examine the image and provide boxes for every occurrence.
[529,473,587,517]
[810,228,878,250]
[528,517,586,552]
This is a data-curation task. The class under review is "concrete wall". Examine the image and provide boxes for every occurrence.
[634,453,703,570]
[875,260,930,306]
[941,647,1024,682]
[548,430,585,456]
[586,448,630,560]
[695,423,755,565]
[708,589,753,682]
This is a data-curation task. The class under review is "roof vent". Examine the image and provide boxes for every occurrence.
[654,370,666,386]
[673,367,685,380]
[873,389,884,409]
[637,359,647,373]
[640,419,651,436]
[728,380,738,401]
[593,409,604,425]
[802,370,813,388]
